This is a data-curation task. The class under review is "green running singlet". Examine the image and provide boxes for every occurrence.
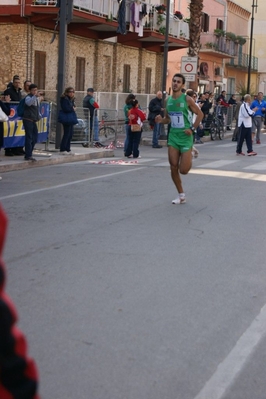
[167,93,193,153]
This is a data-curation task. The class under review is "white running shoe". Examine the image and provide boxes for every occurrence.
[60,151,68,155]
[67,151,75,156]
[172,194,186,204]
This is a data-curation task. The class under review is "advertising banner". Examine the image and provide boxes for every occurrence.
[3,102,50,148]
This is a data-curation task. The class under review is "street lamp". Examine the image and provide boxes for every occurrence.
[247,0,258,94]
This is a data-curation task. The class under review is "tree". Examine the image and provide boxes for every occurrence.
[188,0,204,89]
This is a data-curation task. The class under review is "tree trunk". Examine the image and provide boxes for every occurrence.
[188,0,204,90]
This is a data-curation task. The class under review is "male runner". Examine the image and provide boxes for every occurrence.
[155,73,203,204]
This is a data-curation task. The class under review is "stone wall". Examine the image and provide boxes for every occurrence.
[0,23,163,96]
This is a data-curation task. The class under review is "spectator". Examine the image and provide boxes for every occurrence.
[4,75,24,156]
[250,91,266,144]
[21,80,32,99]
[0,95,11,180]
[186,89,201,152]
[125,99,146,158]
[83,88,100,142]
[217,90,232,129]
[59,86,78,155]
[123,93,135,156]
[22,84,43,162]
[236,94,257,156]
[148,91,164,148]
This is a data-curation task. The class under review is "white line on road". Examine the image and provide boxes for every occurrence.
[197,160,238,168]
[0,168,146,201]
[190,168,266,181]
[193,303,266,399]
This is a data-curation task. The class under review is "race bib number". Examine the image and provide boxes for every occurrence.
[170,112,185,128]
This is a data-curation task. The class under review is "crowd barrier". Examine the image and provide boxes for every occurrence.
[2,102,50,148]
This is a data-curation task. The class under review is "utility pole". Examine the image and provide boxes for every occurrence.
[55,0,73,149]
[247,0,258,94]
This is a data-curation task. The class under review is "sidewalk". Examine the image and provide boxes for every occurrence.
[0,143,114,173]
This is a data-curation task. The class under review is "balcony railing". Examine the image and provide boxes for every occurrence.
[29,0,189,40]
[227,53,258,71]
[200,33,238,57]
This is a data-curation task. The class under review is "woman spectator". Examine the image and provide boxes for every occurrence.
[125,99,146,159]
[59,87,78,155]
[0,94,11,180]
[123,93,135,156]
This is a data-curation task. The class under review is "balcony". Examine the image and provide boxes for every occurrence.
[200,33,237,59]
[226,53,258,71]
[0,0,189,53]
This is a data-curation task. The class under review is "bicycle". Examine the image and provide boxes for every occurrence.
[99,112,116,141]
[210,115,225,141]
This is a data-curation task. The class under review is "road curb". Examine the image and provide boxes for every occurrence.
[0,149,114,173]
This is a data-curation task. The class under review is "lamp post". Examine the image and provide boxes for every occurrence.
[160,0,171,140]
[247,0,258,94]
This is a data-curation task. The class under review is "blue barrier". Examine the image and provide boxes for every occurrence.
[3,102,50,148]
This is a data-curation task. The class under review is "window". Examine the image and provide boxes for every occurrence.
[145,68,152,94]
[216,19,224,30]
[123,64,130,93]
[34,51,46,90]
[201,13,210,32]
[75,57,85,91]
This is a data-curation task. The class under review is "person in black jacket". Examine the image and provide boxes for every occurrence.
[0,96,11,180]
[59,87,77,155]
[22,84,43,162]
[4,76,24,156]
[148,91,164,148]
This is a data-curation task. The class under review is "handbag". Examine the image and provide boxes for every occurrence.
[0,106,8,122]
[131,124,141,132]
[58,110,78,125]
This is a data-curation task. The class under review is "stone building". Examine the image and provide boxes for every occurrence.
[0,0,189,99]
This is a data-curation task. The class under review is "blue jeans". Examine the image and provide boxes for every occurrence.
[23,119,38,159]
[125,128,142,158]
[124,124,130,154]
[93,116,99,141]
[152,123,161,146]
[60,124,74,152]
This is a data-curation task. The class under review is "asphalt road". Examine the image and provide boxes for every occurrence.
[1,137,266,399]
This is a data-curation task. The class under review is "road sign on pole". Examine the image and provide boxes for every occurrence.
[183,74,196,82]
[181,57,198,75]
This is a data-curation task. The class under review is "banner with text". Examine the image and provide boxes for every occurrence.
[3,102,50,148]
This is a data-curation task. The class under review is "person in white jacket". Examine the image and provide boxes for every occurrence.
[236,94,258,156]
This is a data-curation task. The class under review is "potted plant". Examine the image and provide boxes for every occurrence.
[214,28,225,37]
[173,11,183,20]
[225,31,236,42]
[236,35,246,45]
[155,4,166,14]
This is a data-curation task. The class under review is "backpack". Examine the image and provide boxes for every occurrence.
[17,97,26,117]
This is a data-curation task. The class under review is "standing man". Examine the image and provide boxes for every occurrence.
[4,75,23,156]
[250,92,266,144]
[155,73,203,204]
[148,91,164,148]
[236,94,257,156]
[83,88,99,142]
[217,90,231,130]
[22,84,43,162]
[21,80,32,99]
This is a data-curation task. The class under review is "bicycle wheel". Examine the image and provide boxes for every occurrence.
[218,122,225,140]
[99,126,116,140]
[210,121,217,141]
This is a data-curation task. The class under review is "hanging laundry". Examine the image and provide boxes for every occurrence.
[117,0,127,34]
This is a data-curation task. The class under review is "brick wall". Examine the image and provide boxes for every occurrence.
[0,23,163,95]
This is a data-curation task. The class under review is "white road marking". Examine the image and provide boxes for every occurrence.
[193,303,266,399]
[215,143,237,148]
[0,168,146,201]
[190,168,266,181]
[243,161,266,170]
[197,160,238,168]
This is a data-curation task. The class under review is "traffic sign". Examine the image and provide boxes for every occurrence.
[183,74,196,82]
[181,56,198,75]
